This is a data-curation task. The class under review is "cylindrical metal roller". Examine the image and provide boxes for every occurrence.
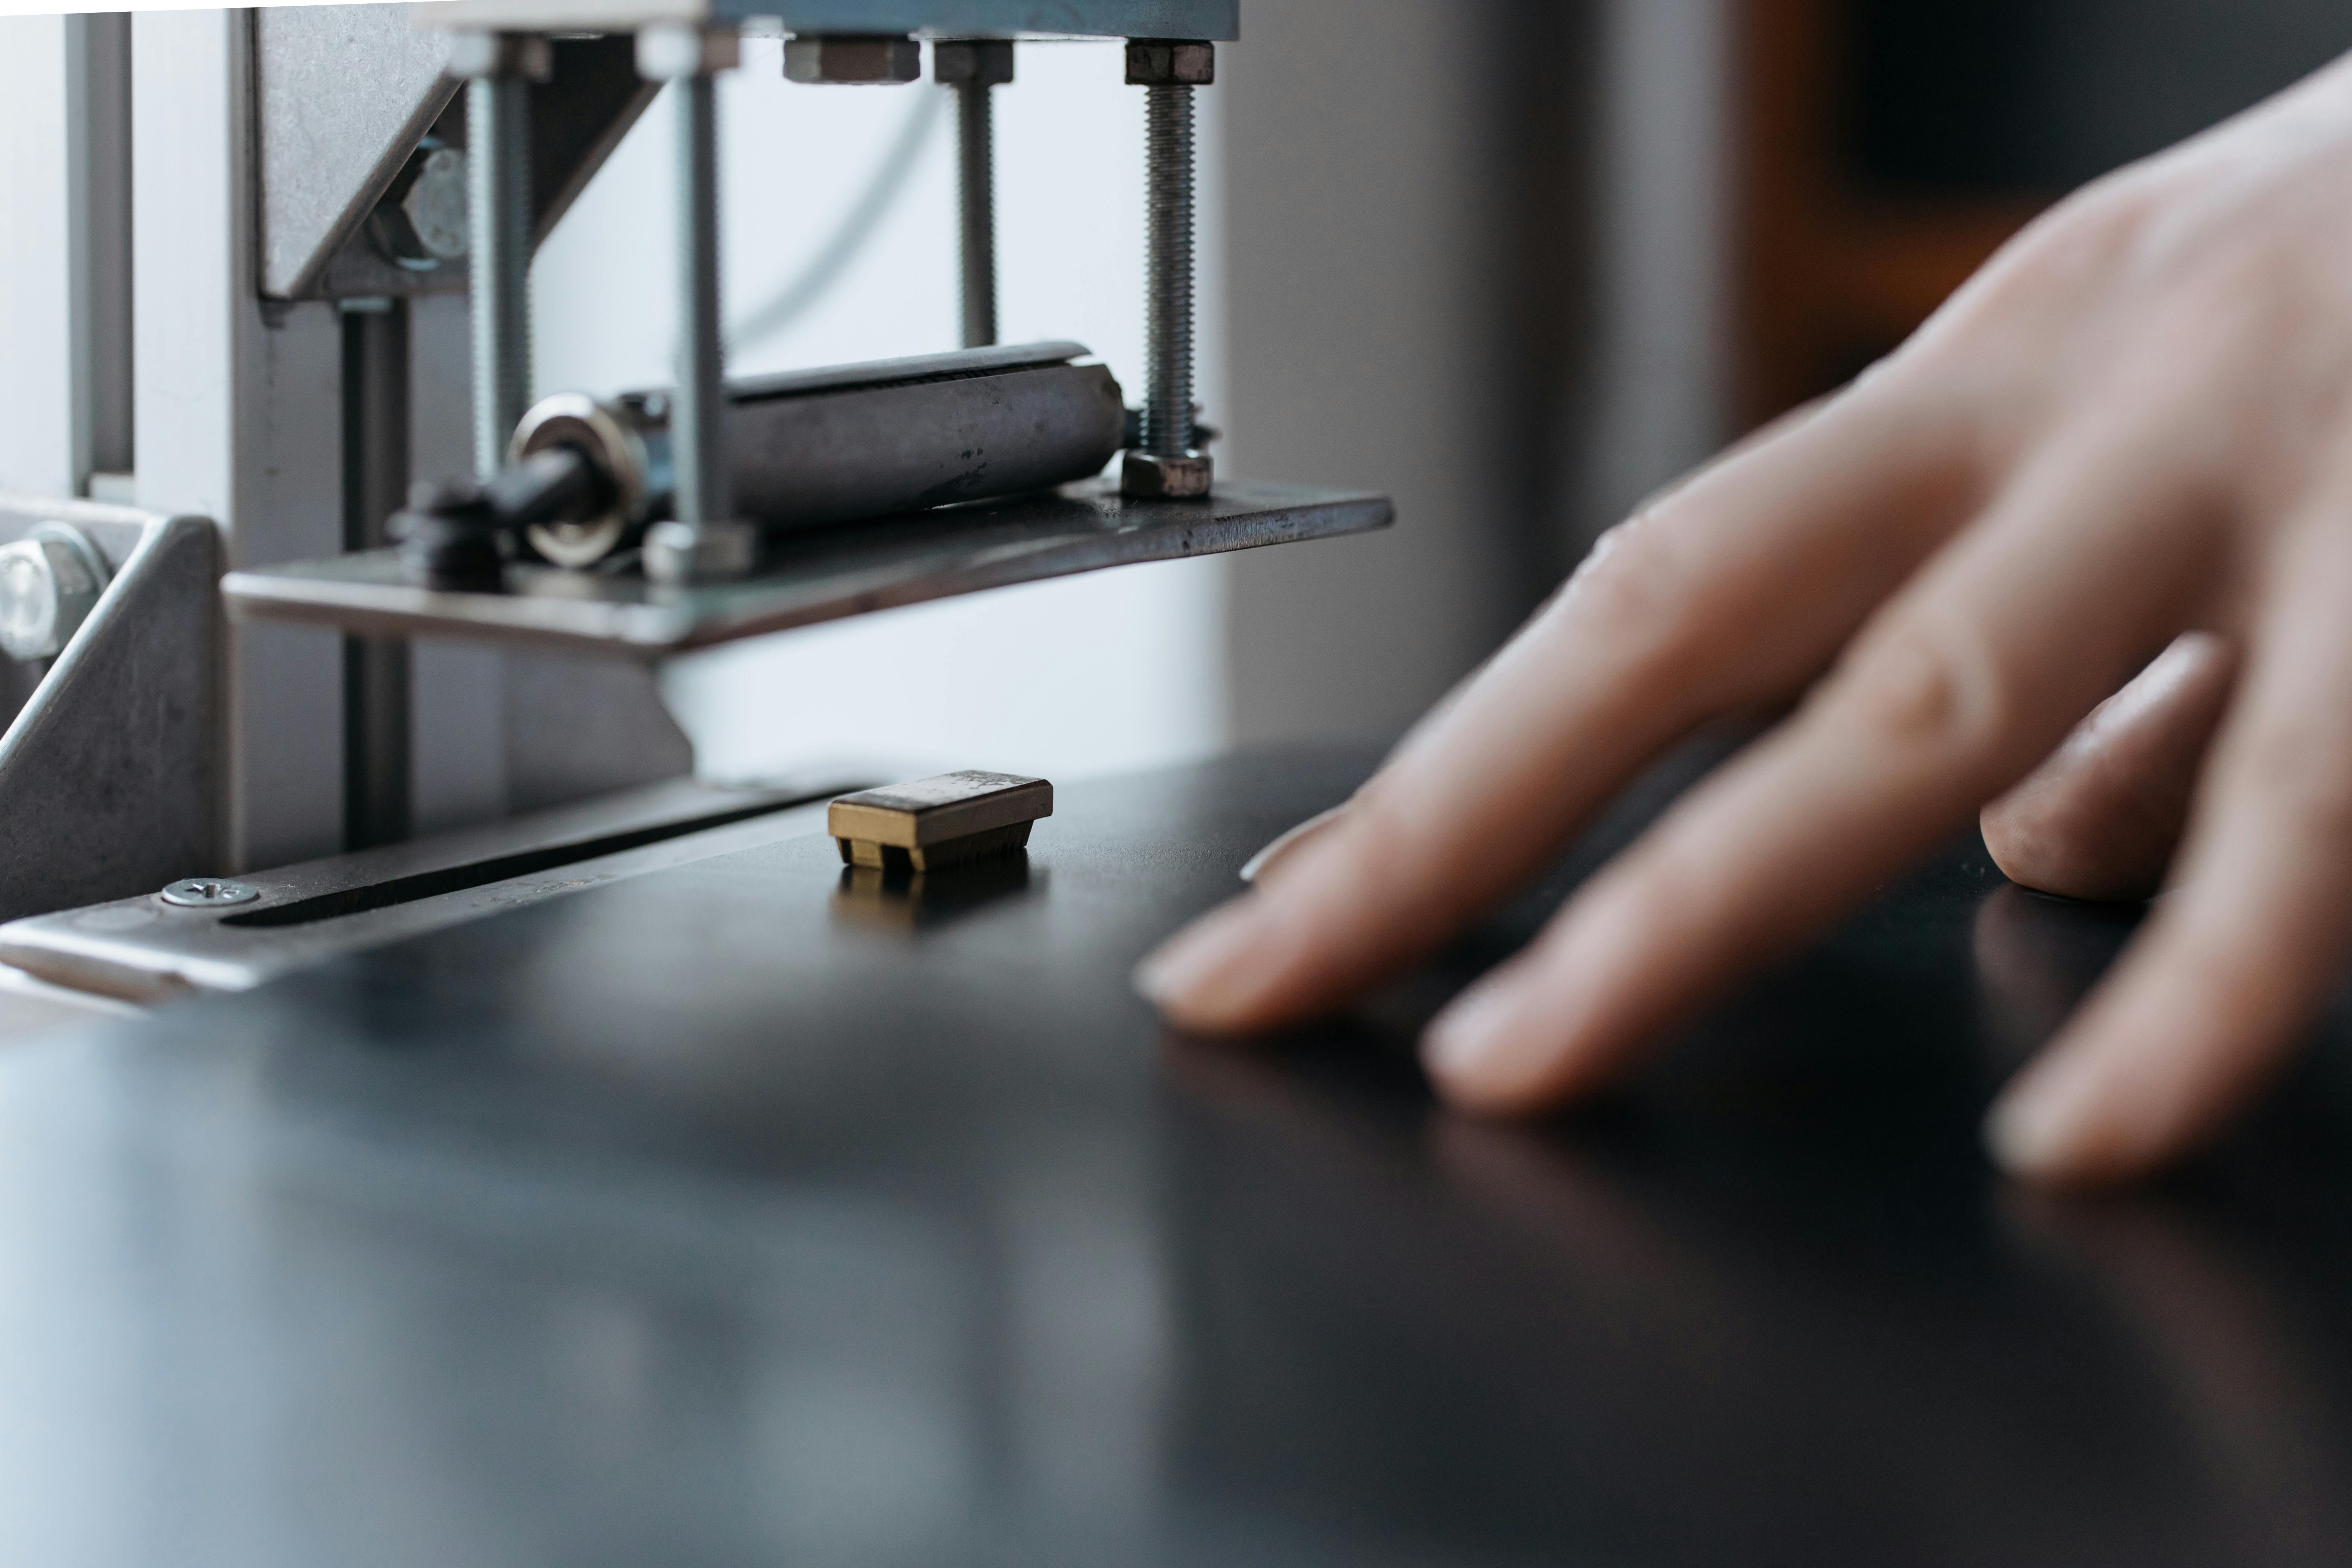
[509,341,1126,568]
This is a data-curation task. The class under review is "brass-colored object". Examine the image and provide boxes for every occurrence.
[829,771,1052,873]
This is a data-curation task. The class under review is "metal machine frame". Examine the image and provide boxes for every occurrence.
[0,0,1392,1008]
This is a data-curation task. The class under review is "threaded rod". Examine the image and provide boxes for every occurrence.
[1142,84,1196,458]
[467,75,533,479]
[955,81,999,349]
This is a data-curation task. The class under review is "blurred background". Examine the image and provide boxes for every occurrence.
[7,0,2352,835]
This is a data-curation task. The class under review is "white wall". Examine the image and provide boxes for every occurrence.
[0,17,78,498]
[531,37,1226,786]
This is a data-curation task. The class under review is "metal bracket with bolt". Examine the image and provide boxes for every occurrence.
[0,523,113,665]
[0,499,220,922]
[1122,39,1215,500]
[366,140,471,274]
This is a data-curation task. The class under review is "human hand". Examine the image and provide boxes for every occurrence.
[1137,56,2352,1186]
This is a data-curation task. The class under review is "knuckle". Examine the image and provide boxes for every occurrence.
[1946,179,2155,322]
[1830,620,2006,760]
[1344,771,1464,884]
[1559,516,1706,674]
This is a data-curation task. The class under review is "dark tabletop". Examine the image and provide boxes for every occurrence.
[2,740,2349,1567]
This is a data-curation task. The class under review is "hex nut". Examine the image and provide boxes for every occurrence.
[933,39,1015,88]
[370,145,469,271]
[0,523,109,663]
[637,23,741,82]
[1125,39,1214,86]
[1120,450,1215,499]
[645,520,761,584]
[444,31,552,81]
[404,147,470,262]
[785,34,921,85]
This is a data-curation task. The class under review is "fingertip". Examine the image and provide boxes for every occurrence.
[1420,975,1600,1117]
[1983,1083,2072,1181]
[1983,1051,2156,1189]
[1134,895,1291,1033]
[1981,794,2167,903]
[1422,983,1520,1095]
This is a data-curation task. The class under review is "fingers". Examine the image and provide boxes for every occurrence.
[1138,388,1988,1034]
[1982,632,2239,901]
[1988,519,2352,1185]
[1423,430,2222,1113]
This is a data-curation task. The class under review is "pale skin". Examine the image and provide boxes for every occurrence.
[1136,55,2352,1188]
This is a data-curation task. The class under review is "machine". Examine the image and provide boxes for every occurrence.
[0,0,1388,1003]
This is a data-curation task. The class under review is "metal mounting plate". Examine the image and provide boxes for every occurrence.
[222,478,1391,658]
[0,776,854,1003]
[415,0,1240,40]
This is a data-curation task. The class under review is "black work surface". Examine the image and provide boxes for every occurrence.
[5,746,2352,1566]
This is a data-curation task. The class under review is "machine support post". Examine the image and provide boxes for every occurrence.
[937,41,1015,349]
[339,297,413,851]
[449,32,550,480]
[1120,40,1215,500]
[638,23,755,583]
[673,70,728,530]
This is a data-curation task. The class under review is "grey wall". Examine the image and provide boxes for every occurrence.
[1215,0,1722,750]
[1217,0,1590,748]
[1572,0,1731,541]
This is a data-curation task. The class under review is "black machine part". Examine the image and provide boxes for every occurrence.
[507,340,1129,568]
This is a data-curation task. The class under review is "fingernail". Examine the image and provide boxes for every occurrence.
[1240,805,1347,885]
[1423,982,1520,1083]
[1133,900,1267,1014]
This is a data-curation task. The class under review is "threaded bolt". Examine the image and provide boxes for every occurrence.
[955,81,998,348]
[1142,84,1197,459]
[466,69,535,480]
[938,41,1014,350]
[1122,41,1213,499]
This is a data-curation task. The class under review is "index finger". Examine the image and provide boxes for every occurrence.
[1138,384,1987,1033]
